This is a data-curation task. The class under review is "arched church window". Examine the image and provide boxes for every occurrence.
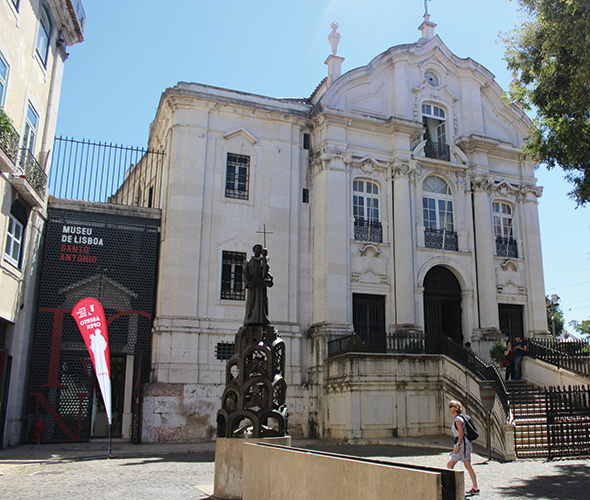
[353,179,382,243]
[422,175,457,251]
[422,103,450,161]
[493,201,517,257]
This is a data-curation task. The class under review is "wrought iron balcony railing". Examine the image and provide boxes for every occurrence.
[0,120,20,163]
[354,218,383,243]
[424,228,458,251]
[18,149,48,199]
[70,0,86,30]
[424,140,451,161]
[495,236,518,258]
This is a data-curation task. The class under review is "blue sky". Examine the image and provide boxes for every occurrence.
[55,0,590,331]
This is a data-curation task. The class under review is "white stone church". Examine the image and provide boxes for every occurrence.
[136,15,547,448]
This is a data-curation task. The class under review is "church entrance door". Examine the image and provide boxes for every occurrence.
[499,304,524,344]
[424,266,462,352]
[353,294,386,352]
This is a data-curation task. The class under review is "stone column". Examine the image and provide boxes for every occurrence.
[392,158,417,329]
[471,173,500,332]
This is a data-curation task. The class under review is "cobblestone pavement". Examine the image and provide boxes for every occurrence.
[1,439,589,499]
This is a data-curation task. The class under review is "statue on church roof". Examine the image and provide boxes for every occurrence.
[328,22,341,56]
[424,0,431,17]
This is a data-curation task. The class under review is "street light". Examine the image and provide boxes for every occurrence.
[550,294,560,337]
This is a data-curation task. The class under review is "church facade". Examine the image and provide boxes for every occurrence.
[139,18,547,442]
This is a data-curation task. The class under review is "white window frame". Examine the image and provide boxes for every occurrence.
[422,103,447,145]
[353,179,380,223]
[22,101,38,153]
[0,52,8,107]
[422,175,454,231]
[493,201,514,239]
[36,5,52,66]
[4,214,24,268]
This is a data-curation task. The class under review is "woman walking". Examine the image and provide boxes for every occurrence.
[447,400,479,495]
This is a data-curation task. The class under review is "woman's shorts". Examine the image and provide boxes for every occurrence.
[449,439,472,462]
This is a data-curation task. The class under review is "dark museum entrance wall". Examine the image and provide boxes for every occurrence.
[25,203,160,443]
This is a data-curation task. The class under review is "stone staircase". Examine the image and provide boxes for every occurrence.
[506,381,549,458]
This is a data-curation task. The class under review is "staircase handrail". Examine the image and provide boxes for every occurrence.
[528,338,590,378]
[437,338,510,418]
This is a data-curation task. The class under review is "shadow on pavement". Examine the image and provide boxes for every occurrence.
[497,463,590,500]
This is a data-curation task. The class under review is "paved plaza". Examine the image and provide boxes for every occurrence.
[1,438,589,499]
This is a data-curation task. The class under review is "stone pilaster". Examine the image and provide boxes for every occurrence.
[471,172,500,332]
[391,158,417,327]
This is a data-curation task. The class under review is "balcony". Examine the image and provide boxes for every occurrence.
[12,149,48,207]
[69,0,86,31]
[496,236,518,258]
[0,118,20,172]
[354,218,383,243]
[424,140,451,162]
[424,228,458,251]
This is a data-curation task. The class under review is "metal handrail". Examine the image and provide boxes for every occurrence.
[528,338,590,378]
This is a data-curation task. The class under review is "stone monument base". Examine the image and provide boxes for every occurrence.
[213,436,292,500]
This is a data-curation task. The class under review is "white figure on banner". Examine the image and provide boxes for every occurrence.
[90,328,109,378]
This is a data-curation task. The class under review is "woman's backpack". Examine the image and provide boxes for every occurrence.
[460,414,479,441]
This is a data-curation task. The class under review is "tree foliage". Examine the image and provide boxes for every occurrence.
[504,0,590,205]
[569,319,590,337]
[545,295,564,336]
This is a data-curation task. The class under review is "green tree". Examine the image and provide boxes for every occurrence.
[546,295,564,336]
[503,0,590,206]
[569,319,590,337]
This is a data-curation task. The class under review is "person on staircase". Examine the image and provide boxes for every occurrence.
[513,336,528,381]
[504,340,515,380]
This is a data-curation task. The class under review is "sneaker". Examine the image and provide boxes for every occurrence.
[467,487,480,495]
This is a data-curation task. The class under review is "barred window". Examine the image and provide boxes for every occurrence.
[225,153,250,200]
[221,251,246,300]
[215,342,235,360]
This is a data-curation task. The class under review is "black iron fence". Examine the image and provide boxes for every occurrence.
[546,385,590,459]
[49,137,165,208]
[528,338,590,378]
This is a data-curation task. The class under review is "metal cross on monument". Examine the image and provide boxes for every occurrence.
[256,224,273,248]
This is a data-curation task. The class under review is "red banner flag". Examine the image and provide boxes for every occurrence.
[71,298,112,425]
